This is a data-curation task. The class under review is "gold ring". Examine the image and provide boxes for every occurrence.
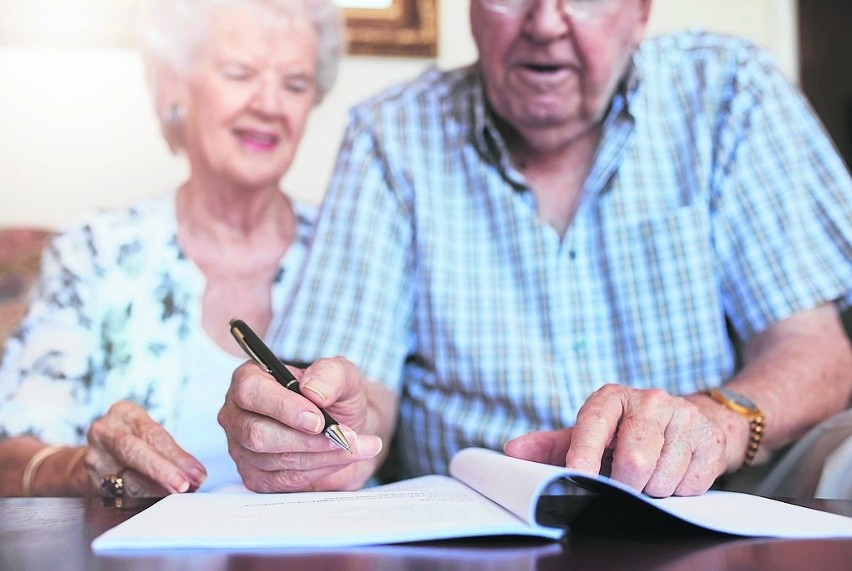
[101,471,126,497]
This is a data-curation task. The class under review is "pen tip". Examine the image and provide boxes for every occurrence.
[325,425,353,453]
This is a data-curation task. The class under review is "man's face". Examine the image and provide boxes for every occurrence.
[470,0,651,152]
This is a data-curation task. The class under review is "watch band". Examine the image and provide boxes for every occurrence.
[705,388,765,468]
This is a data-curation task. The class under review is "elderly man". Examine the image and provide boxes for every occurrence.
[219,0,852,497]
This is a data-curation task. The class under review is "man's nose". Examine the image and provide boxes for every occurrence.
[523,0,573,42]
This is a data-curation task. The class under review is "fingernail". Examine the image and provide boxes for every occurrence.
[176,460,207,486]
[301,376,329,402]
[170,475,190,493]
[188,466,207,485]
[297,411,323,433]
[356,435,383,458]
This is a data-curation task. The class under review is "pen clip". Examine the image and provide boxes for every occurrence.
[230,323,272,374]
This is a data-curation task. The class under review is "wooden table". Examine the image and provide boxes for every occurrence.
[1,496,850,570]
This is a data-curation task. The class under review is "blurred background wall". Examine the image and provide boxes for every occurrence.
[0,0,805,228]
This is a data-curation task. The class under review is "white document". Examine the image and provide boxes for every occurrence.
[92,448,852,551]
[92,476,561,550]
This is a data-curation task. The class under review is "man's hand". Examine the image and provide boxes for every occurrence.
[86,400,207,497]
[504,384,728,497]
[218,357,390,492]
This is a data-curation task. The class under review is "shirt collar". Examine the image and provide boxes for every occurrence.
[470,65,528,187]
[609,53,641,123]
[470,66,505,166]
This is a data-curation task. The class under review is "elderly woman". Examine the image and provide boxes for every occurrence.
[0,0,343,496]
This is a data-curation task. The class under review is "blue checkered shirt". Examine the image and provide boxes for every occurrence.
[273,31,852,479]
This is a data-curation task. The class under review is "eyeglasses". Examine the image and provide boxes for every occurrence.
[480,0,620,18]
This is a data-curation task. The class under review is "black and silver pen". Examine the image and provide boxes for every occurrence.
[229,318,352,453]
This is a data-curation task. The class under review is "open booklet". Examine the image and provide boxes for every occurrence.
[92,447,852,551]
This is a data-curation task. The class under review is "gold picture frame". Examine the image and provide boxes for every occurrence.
[0,0,438,57]
[341,0,437,58]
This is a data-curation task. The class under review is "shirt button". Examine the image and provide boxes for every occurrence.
[572,340,587,353]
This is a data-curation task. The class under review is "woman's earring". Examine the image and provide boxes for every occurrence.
[166,104,185,125]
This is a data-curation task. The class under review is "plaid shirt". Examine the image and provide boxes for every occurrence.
[273,31,852,478]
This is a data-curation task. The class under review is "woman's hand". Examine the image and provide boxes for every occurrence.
[86,400,207,497]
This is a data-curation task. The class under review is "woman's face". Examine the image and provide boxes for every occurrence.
[178,6,318,191]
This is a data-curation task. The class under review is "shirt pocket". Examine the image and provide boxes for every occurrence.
[600,203,732,392]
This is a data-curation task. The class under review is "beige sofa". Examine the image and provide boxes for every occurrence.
[0,228,51,359]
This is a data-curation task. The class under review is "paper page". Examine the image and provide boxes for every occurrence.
[452,449,852,539]
[449,448,576,526]
[92,475,563,551]
[568,474,852,539]
[648,491,852,538]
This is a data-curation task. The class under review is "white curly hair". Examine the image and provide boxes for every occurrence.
[136,0,344,152]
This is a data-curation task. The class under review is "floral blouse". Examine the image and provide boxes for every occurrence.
[0,189,315,447]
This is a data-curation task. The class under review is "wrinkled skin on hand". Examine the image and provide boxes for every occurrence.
[218,358,387,492]
[86,400,207,497]
[505,384,728,497]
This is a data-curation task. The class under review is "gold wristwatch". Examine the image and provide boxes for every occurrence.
[705,387,765,467]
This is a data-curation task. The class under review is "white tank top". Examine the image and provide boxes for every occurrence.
[171,326,246,492]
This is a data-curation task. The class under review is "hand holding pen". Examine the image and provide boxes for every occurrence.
[229,318,352,453]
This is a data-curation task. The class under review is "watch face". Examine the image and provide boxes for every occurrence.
[718,388,757,410]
